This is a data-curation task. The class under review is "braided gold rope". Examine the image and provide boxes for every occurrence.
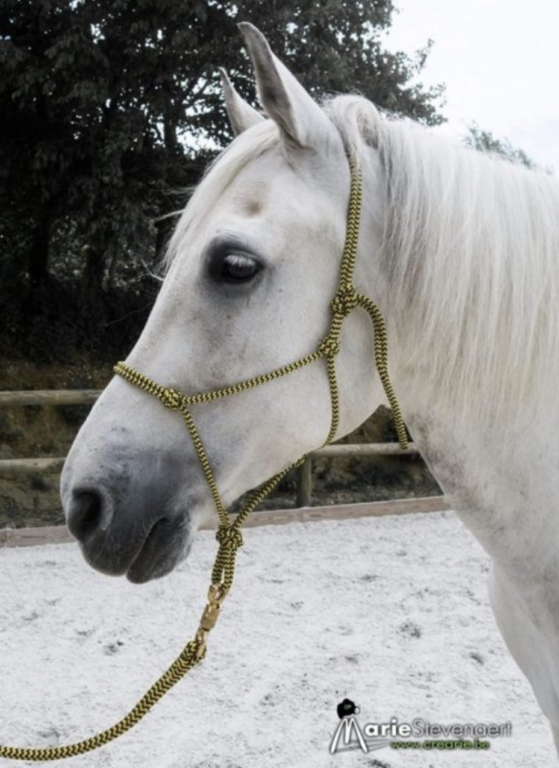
[356,294,408,449]
[0,639,205,762]
[0,156,406,762]
[113,350,328,407]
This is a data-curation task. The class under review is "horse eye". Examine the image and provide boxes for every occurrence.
[219,253,260,283]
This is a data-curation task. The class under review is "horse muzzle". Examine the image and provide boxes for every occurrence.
[61,438,197,583]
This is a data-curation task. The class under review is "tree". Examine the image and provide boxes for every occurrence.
[0,0,444,357]
[465,124,536,169]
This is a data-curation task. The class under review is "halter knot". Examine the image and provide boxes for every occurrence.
[318,334,341,358]
[331,285,359,317]
[216,525,244,551]
[160,388,184,411]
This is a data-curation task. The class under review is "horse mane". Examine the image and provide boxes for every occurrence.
[326,96,559,424]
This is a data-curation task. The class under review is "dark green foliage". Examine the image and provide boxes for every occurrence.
[465,124,536,169]
[0,0,444,360]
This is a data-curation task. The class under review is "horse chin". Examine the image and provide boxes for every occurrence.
[78,515,193,584]
[126,517,193,584]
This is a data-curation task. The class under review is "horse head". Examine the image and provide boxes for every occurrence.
[61,24,389,582]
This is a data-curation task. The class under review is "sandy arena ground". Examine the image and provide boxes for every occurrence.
[0,510,555,767]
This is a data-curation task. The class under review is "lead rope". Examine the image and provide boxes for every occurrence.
[0,157,406,762]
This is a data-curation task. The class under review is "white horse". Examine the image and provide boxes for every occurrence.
[61,23,559,755]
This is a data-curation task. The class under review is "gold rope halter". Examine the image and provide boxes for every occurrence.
[0,156,407,762]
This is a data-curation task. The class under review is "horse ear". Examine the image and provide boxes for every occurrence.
[219,68,265,136]
[238,22,335,150]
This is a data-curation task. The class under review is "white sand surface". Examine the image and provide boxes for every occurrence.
[0,510,555,767]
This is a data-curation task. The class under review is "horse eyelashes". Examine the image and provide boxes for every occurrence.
[221,253,260,282]
[207,238,262,285]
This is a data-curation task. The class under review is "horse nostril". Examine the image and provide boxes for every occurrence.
[66,489,110,542]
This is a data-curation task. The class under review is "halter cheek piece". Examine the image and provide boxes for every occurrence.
[0,157,406,762]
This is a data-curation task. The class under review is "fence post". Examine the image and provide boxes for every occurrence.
[296,456,313,507]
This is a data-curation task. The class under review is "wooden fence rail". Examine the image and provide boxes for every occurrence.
[0,390,101,407]
[0,390,419,506]
[0,496,450,548]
